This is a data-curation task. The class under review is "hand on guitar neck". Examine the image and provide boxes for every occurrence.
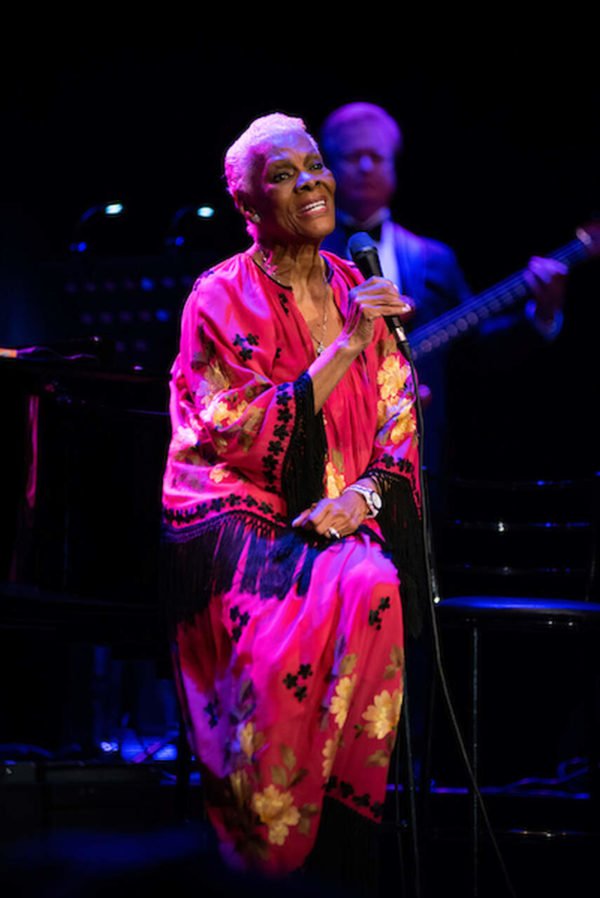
[414,254,568,410]
[524,255,569,324]
[522,220,600,326]
[409,220,600,363]
[411,220,600,408]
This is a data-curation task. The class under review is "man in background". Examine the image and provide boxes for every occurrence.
[319,102,571,779]
[320,101,567,497]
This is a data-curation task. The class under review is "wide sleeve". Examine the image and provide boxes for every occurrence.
[363,332,421,500]
[169,273,326,518]
[362,330,428,636]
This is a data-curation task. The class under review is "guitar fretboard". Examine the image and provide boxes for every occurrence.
[409,233,590,361]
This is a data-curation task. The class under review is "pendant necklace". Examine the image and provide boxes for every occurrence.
[314,294,329,355]
[255,248,330,355]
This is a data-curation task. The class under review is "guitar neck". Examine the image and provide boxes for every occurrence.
[409,233,590,361]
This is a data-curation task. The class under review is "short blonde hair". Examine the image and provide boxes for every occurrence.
[224,112,318,201]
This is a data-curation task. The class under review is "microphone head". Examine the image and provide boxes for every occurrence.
[347,231,383,278]
[347,230,377,258]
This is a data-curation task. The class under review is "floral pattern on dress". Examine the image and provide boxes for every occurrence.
[383,644,404,681]
[377,354,410,402]
[321,732,342,779]
[376,355,417,447]
[252,784,301,846]
[208,466,225,484]
[238,720,266,760]
[325,450,346,498]
[170,425,208,466]
[195,355,232,397]
[175,544,406,872]
[166,253,420,876]
[361,688,403,740]
[227,736,318,851]
[202,394,249,430]
[330,675,357,728]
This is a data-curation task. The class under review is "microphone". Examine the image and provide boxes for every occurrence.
[347,231,412,357]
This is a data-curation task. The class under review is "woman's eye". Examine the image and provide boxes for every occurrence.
[311,161,324,171]
[272,171,291,182]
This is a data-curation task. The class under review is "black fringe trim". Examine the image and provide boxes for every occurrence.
[160,512,323,632]
[366,470,429,638]
[282,372,327,521]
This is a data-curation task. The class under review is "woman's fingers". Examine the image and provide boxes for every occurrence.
[348,278,414,324]
[352,277,411,304]
[295,500,334,533]
[291,508,312,527]
[291,494,366,537]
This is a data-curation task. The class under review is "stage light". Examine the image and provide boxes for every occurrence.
[70,201,128,254]
[165,204,221,252]
[69,240,88,253]
[79,202,126,225]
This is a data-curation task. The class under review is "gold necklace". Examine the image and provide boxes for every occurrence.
[255,248,330,354]
[312,292,329,355]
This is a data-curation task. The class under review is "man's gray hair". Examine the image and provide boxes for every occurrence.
[320,102,403,161]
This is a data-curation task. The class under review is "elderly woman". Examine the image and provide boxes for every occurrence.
[161,113,425,886]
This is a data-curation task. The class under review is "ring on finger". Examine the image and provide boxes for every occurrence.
[327,527,341,540]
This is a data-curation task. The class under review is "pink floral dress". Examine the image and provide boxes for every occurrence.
[162,250,425,875]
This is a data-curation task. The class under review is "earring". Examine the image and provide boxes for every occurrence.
[251,213,261,223]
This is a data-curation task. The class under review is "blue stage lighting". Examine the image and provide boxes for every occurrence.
[69,240,88,253]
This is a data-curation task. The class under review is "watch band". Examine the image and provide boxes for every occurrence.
[344,484,382,518]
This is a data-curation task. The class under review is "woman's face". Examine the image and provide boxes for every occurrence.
[245,131,336,245]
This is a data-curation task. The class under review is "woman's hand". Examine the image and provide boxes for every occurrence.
[291,490,369,539]
[306,277,414,414]
[342,277,414,353]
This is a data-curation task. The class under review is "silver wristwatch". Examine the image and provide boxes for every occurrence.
[344,484,382,518]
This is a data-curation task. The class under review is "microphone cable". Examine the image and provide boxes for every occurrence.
[404,333,518,898]
[347,230,517,897]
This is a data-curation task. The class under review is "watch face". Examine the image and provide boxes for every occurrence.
[370,491,382,511]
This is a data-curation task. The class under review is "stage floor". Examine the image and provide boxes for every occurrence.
[1,756,597,898]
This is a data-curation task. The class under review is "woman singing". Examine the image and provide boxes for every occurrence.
[161,112,425,890]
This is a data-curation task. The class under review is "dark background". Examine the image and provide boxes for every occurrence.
[2,23,598,427]
[0,21,599,771]
[2,24,598,287]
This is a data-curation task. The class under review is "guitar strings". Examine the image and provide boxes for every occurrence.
[411,237,586,355]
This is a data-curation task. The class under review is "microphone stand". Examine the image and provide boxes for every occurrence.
[348,233,516,897]
[389,302,519,898]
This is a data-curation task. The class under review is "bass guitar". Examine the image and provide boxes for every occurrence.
[409,223,600,361]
